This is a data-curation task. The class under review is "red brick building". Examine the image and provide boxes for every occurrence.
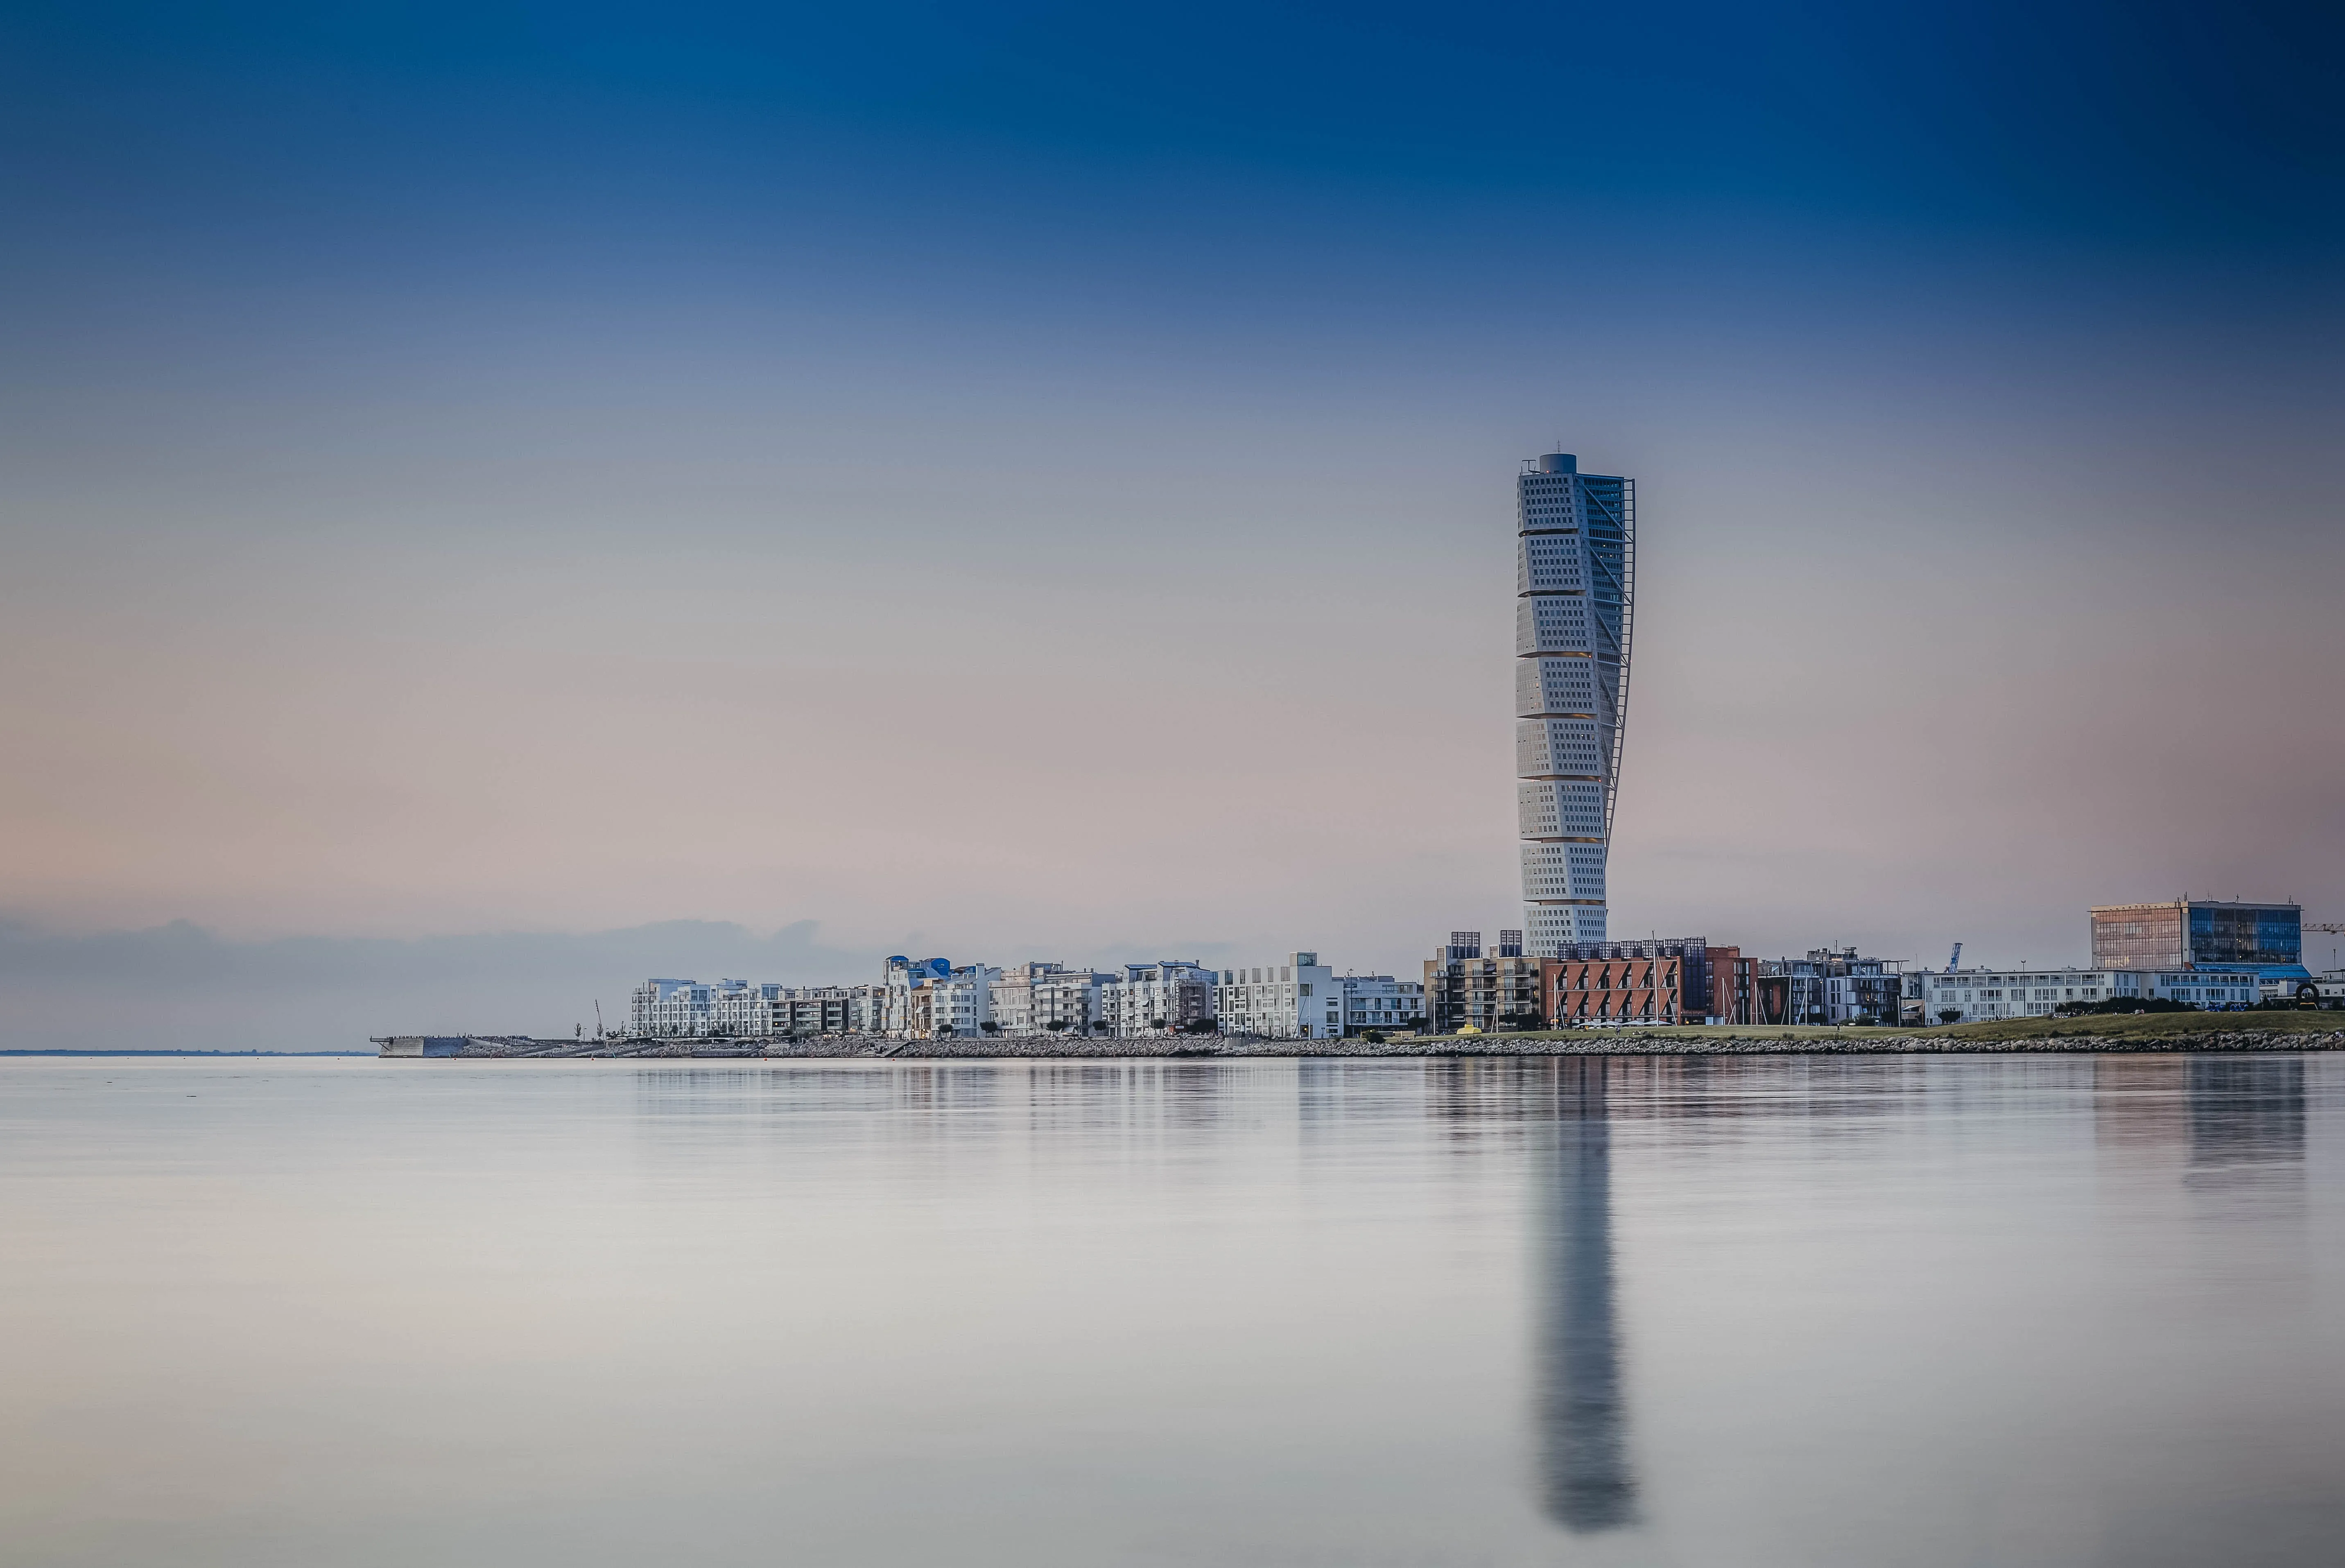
[1551,953,1683,1024]
[1553,937,1763,1023]
[1704,945,1755,1024]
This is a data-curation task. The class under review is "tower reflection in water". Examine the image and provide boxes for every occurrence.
[1533,1057,1637,1533]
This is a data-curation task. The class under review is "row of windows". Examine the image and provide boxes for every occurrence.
[1929,971,2251,989]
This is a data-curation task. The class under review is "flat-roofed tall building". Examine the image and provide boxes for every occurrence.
[2091,898,2302,973]
[1517,452,1635,952]
[1424,931,1560,1033]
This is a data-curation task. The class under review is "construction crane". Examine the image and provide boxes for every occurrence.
[1945,942,1963,973]
[2309,924,2345,977]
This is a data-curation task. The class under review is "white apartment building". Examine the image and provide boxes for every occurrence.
[631,978,881,1037]
[631,954,1424,1041]
[882,955,998,1038]
[710,982,788,1036]
[1100,962,1217,1037]
[990,964,1045,1034]
[1338,974,1425,1035]
[839,986,889,1034]
[631,978,737,1036]
[929,965,999,1037]
[2143,971,2259,1008]
[1913,967,2260,1023]
[1035,967,1113,1033]
[751,984,880,1036]
[992,963,1114,1034]
[882,957,949,1035]
[1215,953,1341,1040]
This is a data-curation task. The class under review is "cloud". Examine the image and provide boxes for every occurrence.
[0,919,881,1053]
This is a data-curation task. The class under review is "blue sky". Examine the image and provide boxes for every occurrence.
[2,0,2340,1041]
[11,1,2338,251]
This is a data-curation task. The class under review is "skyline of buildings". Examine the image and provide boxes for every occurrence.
[620,898,2319,1039]
[10,0,2336,1062]
[630,954,1429,1041]
[517,445,2330,1044]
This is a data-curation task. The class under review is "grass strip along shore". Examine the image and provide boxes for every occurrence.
[389,1010,2345,1058]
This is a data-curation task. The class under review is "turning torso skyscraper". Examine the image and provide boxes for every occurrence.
[1515,452,1635,953]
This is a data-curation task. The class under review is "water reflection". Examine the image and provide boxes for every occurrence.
[2189,1056,2305,1167]
[1532,1059,1638,1533]
[1415,1057,1642,1533]
[2092,1054,2309,1198]
[611,1050,2331,1556]
[12,1054,2345,1568]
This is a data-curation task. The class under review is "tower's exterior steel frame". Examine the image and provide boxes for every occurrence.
[1515,453,1634,953]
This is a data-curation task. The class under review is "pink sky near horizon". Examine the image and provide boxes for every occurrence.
[8,317,2338,983]
[4,4,2339,986]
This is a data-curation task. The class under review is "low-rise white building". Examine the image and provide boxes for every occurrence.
[1215,953,1341,1040]
[631,978,881,1037]
[990,964,1046,1034]
[1035,967,1113,1033]
[631,953,1424,1041]
[760,985,880,1035]
[631,978,738,1036]
[928,964,1000,1037]
[992,963,1115,1034]
[1100,962,1217,1037]
[882,956,999,1038]
[1912,967,2260,1023]
[710,982,787,1036]
[1338,974,1425,1035]
[882,957,948,1035]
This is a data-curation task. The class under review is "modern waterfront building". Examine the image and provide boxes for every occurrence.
[631,977,730,1036]
[881,956,950,1035]
[1551,951,1684,1025]
[1425,930,1560,1033]
[880,956,1000,1037]
[2090,899,2303,978]
[772,986,877,1034]
[928,964,1000,1036]
[630,977,882,1037]
[629,947,1396,1041]
[711,982,792,1036]
[1913,966,2260,1023]
[1214,954,1339,1039]
[1100,961,1218,1037]
[1547,937,1735,1022]
[1703,946,1755,1025]
[1033,966,1116,1033]
[1338,973,1426,1035]
[991,962,1116,1034]
[1755,948,1907,1026]
[1517,452,1635,953]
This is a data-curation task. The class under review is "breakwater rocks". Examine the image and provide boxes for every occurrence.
[386,1028,2345,1059]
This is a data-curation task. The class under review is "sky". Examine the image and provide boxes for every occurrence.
[2,0,2341,1043]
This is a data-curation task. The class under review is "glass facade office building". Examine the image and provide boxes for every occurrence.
[2090,899,2302,971]
[1515,453,1635,953]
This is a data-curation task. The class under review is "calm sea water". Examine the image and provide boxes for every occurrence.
[3,1054,2341,1567]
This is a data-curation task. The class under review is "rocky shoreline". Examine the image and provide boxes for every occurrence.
[389,1028,2345,1059]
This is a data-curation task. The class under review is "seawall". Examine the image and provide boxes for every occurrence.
[379,1028,2345,1059]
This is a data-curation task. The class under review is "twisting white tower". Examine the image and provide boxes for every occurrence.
[1515,452,1635,952]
